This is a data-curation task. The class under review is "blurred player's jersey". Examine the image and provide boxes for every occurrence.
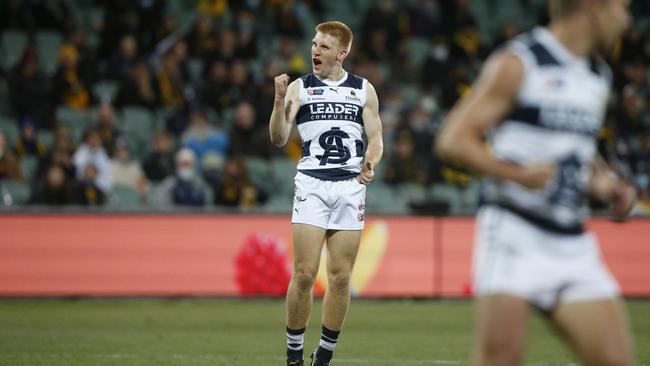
[296,71,367,181]
[482,27,612,234]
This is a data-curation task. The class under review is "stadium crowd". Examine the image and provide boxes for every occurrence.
[0,0,649,214]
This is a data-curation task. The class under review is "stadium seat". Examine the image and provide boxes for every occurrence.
[56,107,93,142]
[366,182,409,215]
[407,37,432,67]
[1,30,28,70]
[187,57,204,82]
[245,157,273,188]
[271,157,297,196]
[107,185,142,208]
[1,180,31,205]
[0,116,19,144]
[264,194,293,214]
[21,155,40,182]
[93,80,119,102]
[39,129,54,149]
[35,31,63,75]
[119,107,155,160]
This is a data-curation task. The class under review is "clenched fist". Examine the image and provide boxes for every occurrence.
[274,74,290,102]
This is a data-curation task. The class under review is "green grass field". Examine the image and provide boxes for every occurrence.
[0,299,648,365]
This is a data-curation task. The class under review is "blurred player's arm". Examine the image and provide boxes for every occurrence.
[435,52,555,189]
[269,75,300,147]
[589,155,636,219]
[358,82,383,185]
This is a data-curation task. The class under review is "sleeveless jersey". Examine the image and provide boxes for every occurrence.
[481,27,612,234]
[295,71,367,181]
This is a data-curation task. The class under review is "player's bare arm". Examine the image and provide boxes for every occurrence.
[435,52,556,190]
[358,82,383,185]
[589,155,637,220]
[269,75,300,147]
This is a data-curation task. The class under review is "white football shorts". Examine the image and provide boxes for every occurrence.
[291,171,366,231]
[473,205,620,311]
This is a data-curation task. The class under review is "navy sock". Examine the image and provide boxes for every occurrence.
[315,325,340,362]
[286,327,306,359]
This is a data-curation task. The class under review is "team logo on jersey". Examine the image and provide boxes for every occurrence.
[308,88,325,95]
[346,89,361,102]
[316,127,352,165]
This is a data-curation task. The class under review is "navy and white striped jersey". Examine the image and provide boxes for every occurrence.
[295,71,367,181]
[482,27,612,234]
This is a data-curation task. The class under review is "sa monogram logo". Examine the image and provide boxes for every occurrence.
[316,127,351,165]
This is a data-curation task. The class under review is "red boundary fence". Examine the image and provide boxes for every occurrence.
[0,215,648,297]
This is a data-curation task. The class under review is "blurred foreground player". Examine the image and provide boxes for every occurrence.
[436,0,636,365]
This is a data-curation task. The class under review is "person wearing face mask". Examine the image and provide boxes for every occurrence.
[150,147,209,207]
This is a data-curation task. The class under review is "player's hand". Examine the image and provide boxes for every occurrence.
[517,162,556,190]
[274,74,290,101]
[357,161,374,185]
[610,181,636,221]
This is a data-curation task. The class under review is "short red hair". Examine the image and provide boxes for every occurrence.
[315,21,353,51]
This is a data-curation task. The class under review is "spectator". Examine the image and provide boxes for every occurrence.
[73,129,111,193]
[13,117,47,159]
[151,148,209,207]
[156,48,186,109]
[383,131,429,185]
[36,143,76,184]
[72,163,106,206]
[234,9,258,60]
[185,15,218,58]
[106,34,139,80]
[226,60,258,108]
[0,131,24,182]
[199,60,230,113]
[30,165,73,205]
[273,2,304,39]
[53,44,93,109]
[182,110,229,164]
[213,155,268,208]
[360,0,401,51]
[31,0,72,35]
[7,48,55,129]
[110,137,147,199]
[227,101,272,158]
[0,0,33,31]
[114,61,161,109]
[94,102,121,156]
[143,132,175,182]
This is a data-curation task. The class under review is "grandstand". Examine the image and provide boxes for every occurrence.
[0,0,647,216]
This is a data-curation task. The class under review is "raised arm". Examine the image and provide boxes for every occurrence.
[435,52,554,189]
[357,82,383,185]
[269,75,300,147]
